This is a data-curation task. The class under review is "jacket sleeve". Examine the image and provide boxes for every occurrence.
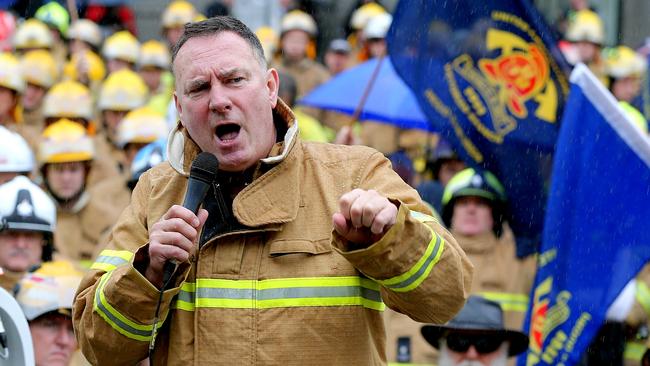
[72,169,187,365]
[331,151,473,324]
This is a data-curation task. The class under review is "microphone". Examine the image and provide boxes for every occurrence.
[161,152,219,287]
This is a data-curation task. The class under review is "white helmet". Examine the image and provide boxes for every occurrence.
[0,175,56,235]
[0,126,35,174]
[363,13,392,40]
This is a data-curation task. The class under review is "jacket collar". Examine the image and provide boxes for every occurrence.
[167,99,301,227]
[167,98,299,177]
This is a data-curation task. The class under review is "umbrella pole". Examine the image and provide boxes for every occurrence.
[67,0,79,23]
[349,55,386,126]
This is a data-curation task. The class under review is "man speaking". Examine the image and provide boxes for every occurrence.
[73,16,472,365]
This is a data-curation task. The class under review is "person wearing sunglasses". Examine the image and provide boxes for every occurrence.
[421,296,529,366]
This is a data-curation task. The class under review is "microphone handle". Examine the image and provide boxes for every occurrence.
[161,178,212,289]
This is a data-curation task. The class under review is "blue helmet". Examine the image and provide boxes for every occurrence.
[128,139,167,190]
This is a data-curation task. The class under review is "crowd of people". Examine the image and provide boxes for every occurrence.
[0,0,648,365]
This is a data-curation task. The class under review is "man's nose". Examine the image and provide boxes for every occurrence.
[209,85,232,113]
[464,345,480,359]
[56,324,76,347]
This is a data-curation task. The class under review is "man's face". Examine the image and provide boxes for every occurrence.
[107,58,133,73]
[0,86,17,121]
[0,171,18,184]
[325,51,350,75]
[438,337,508,366]
[30,313,77,366]
[574,41,598,64]
[366,38,387,58]
[46,162,86,200]
[69,39,92,55]
[23,83,47,111]
[139,67,163,92]
[0,230,43,272]
[103,109,128,141]
[439,160,466,187]
[451,196,494,236]
[174,32,279,172]
[165,27,184,48]
[612,76,642,102]
[281,30,309,62]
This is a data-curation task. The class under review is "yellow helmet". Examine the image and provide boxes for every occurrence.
[20,50,58,88]
[162,0,197,29]
[255,26,278,62]
[99,69,148,111]
[117,106,168,148]
[603,46,648,79]
[281,10,317,36]
[66,19,102,48]
[43,80,93,120]
[13,18,53,50]
[63,50,106,83]
[193,13,207,22]
[39,118,94,163]
[138,40,170,69]
[15,261,83,321]
[565,10,604,45]
[0,52,25,93]
[102,30,140,63]
[350,3,386,31]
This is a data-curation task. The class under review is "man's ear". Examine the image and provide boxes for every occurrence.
[173,91,184,126]
[267,68,279,108]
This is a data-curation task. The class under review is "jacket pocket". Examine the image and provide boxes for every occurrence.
[269,239,332,257]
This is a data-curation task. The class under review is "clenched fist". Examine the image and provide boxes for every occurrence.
[332,189,398,246]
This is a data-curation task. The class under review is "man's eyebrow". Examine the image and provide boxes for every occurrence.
[218,68,250,79]
[186,79,209,91]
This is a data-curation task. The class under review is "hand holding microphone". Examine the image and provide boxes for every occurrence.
[145,152,218,289]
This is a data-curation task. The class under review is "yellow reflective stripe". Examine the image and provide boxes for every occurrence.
[409,210,438,224]
[636,281,650,316]
[173,276,385,312]
[93,271,164,342]
[79,259,93,269]
[372,225,445,293]
[624,341,646,361]
[90,249,134,272]
[479,292,529,312]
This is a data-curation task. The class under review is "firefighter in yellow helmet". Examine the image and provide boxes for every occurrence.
[161,0,197,47]
[20,50,59,128]
[63,50,106,88]
[102,30,140,73]
[565,9,608,85]
[66,19,103,54]
[348,2,387,63]
[38,119,121,265]
[0,52,25,127]
[15,261,83,365]
[97,69,149,172]
[0,52,41,148]
[43,80,121,187]
[138,40,174,115]
[603,45,648,134]
[275,10,329,100]
[12,19,53,54]
[90,106,168,221]
[34,1,69,67]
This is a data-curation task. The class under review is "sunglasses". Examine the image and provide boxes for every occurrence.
[445,333,504,354]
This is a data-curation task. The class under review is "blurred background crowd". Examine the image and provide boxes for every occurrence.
[0,0,649,365]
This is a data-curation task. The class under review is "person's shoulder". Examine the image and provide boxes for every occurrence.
[300,141,382,165]
[144,161,180,182]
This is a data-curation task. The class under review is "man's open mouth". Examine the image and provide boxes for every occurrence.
[216,123,241,141]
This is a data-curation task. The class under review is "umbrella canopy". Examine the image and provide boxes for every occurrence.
[298,57,434,132]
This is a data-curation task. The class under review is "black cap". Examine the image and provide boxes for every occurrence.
[421,296,529,356]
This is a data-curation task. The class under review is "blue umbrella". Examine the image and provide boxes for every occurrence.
[298,57,434,132]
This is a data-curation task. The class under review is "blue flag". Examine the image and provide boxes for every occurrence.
[521,64,650,366]
[387,0,570,256]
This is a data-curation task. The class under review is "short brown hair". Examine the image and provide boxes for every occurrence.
[171,16,266,69]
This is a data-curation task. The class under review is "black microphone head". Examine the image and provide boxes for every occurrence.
[190,152,219,183]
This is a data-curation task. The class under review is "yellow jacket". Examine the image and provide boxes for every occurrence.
[73,100,472,365]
